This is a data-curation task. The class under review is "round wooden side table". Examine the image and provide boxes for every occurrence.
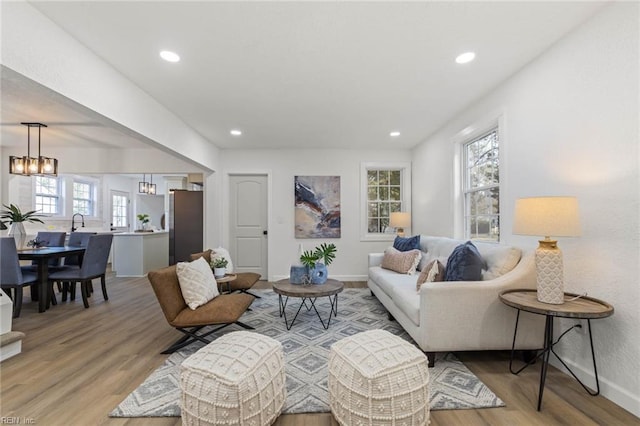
[214,273,237,294]
[499,289,614,411]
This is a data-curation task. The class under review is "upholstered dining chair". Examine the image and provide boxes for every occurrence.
[148,264,255,354]
[57,232,96,301]
[47,234,113,309]
[190,250,261,298]
[1,237,38,318]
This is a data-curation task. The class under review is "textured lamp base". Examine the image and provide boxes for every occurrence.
[535,240,564,304]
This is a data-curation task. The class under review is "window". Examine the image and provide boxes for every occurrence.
[35,176,60,214]
[361,162,411,240]
[463,128,500,242]
[73,181,94,215]
[111,192,128,228]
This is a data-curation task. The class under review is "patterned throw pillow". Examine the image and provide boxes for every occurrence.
[381,247,422,274]
[176,256,220,310]
[393,235,421,252]
[444,241,485,282]
[416,259,445,290]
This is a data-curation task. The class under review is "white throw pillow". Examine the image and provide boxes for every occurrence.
[212,247,234,273]
[176,256,220,310]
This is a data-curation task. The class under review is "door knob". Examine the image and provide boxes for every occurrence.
[263,230,268,235]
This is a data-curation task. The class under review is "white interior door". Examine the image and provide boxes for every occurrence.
[229,175,268,279]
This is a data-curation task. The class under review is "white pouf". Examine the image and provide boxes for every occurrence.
[328,329,430,426]
[180,331,286,426]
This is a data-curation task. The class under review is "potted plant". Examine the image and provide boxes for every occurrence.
[299,243,337,284]
[1,204,45,248]
[136,213,150,231]
[211,257,229,278]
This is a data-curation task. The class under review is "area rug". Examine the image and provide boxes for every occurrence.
[110,289,504,417]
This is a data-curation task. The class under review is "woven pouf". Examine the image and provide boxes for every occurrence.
[328,329,430,426]
[180,331,286,426]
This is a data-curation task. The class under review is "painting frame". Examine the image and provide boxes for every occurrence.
[294,176,341,239]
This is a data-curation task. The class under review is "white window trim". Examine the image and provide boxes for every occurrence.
[360,161,412,242]
[72,179,95,216]
[33,176,63,217]
[452,112,505,242]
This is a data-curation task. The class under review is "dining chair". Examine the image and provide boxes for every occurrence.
[57,232,96,301]
[1,237,38,318]
[48,234,113,309]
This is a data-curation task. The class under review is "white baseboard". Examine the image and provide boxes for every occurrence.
[549,357,640,418]
[0,341,22,362]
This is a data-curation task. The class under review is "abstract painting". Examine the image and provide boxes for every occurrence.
[295,176,341,238]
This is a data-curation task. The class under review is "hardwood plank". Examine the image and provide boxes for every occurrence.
[0,274,637,425]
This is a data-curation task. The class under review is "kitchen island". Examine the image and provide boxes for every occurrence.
[112,231,168,277]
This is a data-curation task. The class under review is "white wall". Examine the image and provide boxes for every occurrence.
[412,3,639,415]
[217,149,412,281]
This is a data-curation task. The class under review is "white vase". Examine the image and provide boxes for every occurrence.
[214,267,226,278]
[8,222,26,249]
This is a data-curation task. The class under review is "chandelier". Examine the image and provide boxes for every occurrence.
[9,122,58,176]
[139,174,156,195]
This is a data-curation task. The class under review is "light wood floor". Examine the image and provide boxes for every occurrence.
[1,273,638,426]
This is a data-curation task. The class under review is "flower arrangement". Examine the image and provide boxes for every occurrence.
[27,237,46,248]
[136,213,150,224]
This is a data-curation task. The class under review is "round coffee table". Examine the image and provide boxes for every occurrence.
[273,279,344,330]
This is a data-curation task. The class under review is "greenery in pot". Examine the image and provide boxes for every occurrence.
[300,243,337,268]
[211,257,229,269]
[1,204,45,227]
[136,213,150,224]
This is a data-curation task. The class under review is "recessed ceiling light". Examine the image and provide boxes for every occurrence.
[390,131,401,137]
[160,50,180,63]
[455,52,475,64]
[230,129,242,136]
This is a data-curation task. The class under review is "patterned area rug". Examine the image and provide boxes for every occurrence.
[110,289,504,417]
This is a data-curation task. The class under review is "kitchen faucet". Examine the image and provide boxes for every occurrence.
[71,213,85,233]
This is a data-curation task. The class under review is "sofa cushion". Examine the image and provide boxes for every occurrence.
[416,259,445,290]
[369,266,419,299]
[389,283,421,326]
[176,257,220,310]
[444,241,485,281]
[381,247,421,274]
[416,251,430,271]
[393,235,421,252]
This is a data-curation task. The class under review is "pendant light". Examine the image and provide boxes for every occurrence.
[139,174,149,193]
[9,122,57,176]
[148,174,157,195]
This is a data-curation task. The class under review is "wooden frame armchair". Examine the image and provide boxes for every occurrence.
[148,264,255,354]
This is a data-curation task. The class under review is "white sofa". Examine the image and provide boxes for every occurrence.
[368,236,544,365]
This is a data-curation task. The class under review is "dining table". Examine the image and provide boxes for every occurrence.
[17,246,86,313]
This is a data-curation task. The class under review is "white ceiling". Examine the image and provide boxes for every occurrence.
[3,1,607,151]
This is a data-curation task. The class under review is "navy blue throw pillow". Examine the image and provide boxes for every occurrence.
[393,235,421,252]
[444,241,485,281]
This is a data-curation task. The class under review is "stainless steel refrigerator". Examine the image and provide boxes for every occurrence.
[169,190,203,264]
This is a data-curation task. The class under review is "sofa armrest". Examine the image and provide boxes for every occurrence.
[368,253,384,267]
[417,250,538,351]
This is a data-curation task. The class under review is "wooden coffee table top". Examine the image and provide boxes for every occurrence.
[273,278,344,298]
[215,274,237,283]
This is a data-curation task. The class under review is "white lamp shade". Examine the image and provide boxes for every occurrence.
[513,196,581,238]
[390,212,411,228]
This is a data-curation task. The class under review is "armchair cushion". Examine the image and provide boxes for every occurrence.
[176,257,220,310]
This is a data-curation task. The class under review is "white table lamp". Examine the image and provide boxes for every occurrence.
[390,212,411,237]
[513,197,581,304]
